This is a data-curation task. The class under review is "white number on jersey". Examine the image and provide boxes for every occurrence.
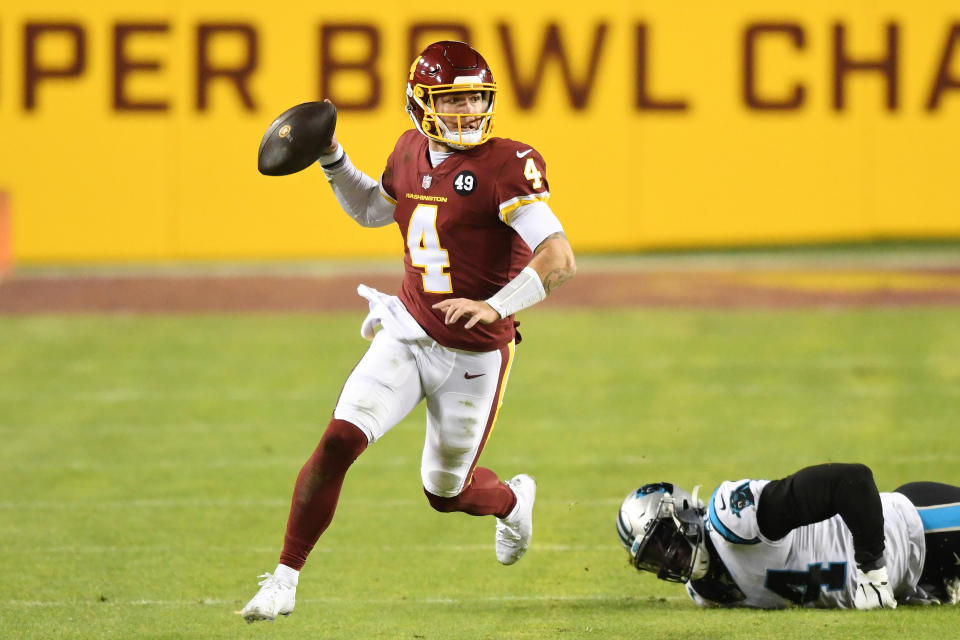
[454,173,474,191]
[524,157,543,189]
[407,204,452,293]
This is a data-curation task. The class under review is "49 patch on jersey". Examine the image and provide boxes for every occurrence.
[453,171,477,196]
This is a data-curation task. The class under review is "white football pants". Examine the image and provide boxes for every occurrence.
[333,325,516,498]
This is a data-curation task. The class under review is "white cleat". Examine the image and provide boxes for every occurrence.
[240,572,296,622]
[496,474,536,565]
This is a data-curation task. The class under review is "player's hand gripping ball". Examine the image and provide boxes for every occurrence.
[257,101,337,176]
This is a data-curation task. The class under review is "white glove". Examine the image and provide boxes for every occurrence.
[945,577,960,605]
[853,566,897,610]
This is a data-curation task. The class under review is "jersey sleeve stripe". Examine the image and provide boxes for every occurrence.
[498,192,551,223]
[708,487,760,545]
[916,502,960,533]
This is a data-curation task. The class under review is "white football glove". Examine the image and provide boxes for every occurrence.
[945,577,960,605]
[853,566,897,610]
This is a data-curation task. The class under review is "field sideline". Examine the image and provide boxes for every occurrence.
[1,246,959,639]
[2,246,960,312]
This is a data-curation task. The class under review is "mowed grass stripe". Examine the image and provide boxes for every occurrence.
[4,449,960,475]
[0,497,627,509]
[1,543,611,556]
[2,592,682,609]
[2,378,959,405]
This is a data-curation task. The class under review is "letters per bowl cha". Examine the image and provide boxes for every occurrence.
[257,101,337,176]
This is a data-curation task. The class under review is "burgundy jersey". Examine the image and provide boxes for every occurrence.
[380,129,550,352]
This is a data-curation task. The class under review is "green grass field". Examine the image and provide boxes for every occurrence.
[1,307,959,639]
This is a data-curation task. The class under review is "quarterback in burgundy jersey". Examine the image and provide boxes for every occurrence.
[383,128,550,351]
[241,41,576,622]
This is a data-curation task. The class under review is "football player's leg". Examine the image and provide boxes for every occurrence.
[283,330,423,564]
[278,418,369,571]
[895,481,960,604]
[243,332,422,622]
[418,341,535,564]
[420,341,515,512]
[424,466,516,517]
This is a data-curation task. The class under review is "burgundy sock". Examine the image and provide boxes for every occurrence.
[424,467,517,518]
[278,419,368,570]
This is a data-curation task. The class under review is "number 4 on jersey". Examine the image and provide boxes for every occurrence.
[407,204,452,293]
[765,563,847,605]
[524,157,542,189]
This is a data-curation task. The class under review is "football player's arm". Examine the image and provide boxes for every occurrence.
[527,230,576,295]
[757,463,885,570]
[316,131,396,228]
[433,203,576,329]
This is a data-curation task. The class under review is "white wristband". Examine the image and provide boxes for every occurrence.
[485,266,546,319]
[317,143,344,167]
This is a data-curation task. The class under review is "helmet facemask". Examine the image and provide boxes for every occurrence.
[407,79,497,150]
[618,483,709,583]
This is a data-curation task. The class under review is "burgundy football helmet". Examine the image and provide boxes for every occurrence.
[405,41,497,149]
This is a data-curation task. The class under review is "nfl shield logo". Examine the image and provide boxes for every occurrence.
[422,175,432,189]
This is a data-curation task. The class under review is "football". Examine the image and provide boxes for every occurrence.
[257,101,337,176]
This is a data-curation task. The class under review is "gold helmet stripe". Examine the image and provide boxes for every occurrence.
[408,56,423,81]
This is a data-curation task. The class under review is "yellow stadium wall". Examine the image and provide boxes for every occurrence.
[2,1,959,262]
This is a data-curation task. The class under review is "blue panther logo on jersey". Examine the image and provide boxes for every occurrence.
[729,482,755,518]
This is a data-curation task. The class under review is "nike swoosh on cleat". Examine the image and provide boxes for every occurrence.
[516,149,532,158]
[464,372,485,379]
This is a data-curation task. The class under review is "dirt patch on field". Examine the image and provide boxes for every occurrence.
[1,265,960,313]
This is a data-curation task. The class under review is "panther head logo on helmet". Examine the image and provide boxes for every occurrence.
[405,41,497,150]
